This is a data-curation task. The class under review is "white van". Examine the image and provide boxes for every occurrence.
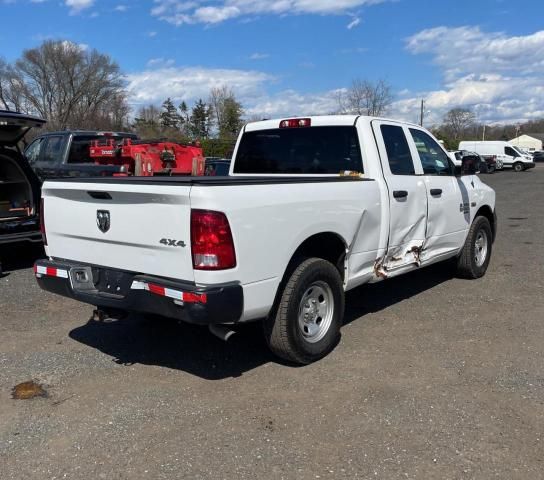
[458,141,535,172]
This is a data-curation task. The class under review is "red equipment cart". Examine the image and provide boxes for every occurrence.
[89,138,205,176]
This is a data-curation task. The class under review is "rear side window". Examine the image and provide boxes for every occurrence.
[380,125,415,175]
[42,136,64,163]
[25,138,43,163]
[68,136,102,163]
[233,126,363,174]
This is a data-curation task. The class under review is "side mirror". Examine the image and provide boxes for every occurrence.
[460,155,479,175]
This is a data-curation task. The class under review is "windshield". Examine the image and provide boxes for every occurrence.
[233,126,363,174]
[512,146,527,156]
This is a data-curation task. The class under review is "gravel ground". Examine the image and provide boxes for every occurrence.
[1,165,543,479]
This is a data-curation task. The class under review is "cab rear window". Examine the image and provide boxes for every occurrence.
[233,126,363,174]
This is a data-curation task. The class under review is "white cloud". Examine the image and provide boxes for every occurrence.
[400,26,544,124]
[406,26,544,79]
[346,17,360,29]
[151,0,388,25]
[114,4,128,11]
[245,89,343,118]
[65,0,94,14]
[126,65,273,106]
[146,57,175,67]
[125,63,344,119]
[249,52,269,60]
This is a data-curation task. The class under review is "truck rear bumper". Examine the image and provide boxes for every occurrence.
[34,259,243,325]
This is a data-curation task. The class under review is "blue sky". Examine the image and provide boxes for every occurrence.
[1,0,544,124]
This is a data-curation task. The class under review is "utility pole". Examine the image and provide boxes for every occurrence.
[482,124,486,141]
[419,99,425,126]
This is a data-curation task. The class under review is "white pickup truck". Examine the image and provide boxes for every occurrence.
[35,116,497,364]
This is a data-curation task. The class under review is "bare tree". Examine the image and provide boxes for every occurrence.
[442,108,476,141]
[209,86,244,139]
[3,40,128,130]
[337,78,393,116]
[134,105,161,125]
[0,58,29,112]
[0,58,9,109]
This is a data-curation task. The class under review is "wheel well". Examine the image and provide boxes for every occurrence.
[290,232,347,279]
[475,205,496,241]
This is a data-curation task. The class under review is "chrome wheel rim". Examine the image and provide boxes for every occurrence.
[474,230,488,267]
[297,281,334,344]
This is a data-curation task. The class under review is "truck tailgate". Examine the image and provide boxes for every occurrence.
[42,181,194,281]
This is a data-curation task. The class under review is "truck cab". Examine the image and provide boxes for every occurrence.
[24,130,138,180]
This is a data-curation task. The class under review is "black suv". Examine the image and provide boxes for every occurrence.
[25,130,138,180]
[0,111,45,250]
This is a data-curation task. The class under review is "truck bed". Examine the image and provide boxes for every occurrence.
[41,174,382,321]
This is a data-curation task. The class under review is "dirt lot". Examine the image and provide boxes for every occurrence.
[1,166,543,480]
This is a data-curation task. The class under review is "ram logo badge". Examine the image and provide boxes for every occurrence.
[96,210,111,233]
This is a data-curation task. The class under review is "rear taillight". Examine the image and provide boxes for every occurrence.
[191,209,236,270]
[40,198,47,246]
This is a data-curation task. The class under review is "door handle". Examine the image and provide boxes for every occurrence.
[430,188,443,196]
[393,190,408,199]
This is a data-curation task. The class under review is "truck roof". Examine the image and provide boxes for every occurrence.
[39,130,137,137]
[244,115,421,132]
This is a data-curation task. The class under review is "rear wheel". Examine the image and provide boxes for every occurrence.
[455,216,492,279]
[513,162,524,172]
[264,258,344,364]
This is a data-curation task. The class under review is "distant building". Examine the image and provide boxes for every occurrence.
[509,134,544,152]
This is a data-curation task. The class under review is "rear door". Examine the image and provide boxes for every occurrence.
[372,121,428,271]
[42,180,195,280]
[407,127,470,260]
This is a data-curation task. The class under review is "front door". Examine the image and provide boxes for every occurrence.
[407,127,470,261]
[372,121,428,272]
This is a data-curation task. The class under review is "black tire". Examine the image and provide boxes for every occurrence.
[455,216,493,279]
[264,258,345,365]
[488,165,495,174]
[513,162,524,172]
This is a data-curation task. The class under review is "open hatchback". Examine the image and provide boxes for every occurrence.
[0,110,45,245]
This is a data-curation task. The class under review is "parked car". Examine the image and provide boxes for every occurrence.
[25,130,138,180]
[458,140,535,172]
[451,150,496,173]
[532,151,544,162]
[35,115,496,364]
[204,157,231,176]
[0,111,45,255]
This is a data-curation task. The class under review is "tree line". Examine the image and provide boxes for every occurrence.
[131,87,244,157]
[0,40,245,156]
[2,40,542,156]
[0,41,129,132]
